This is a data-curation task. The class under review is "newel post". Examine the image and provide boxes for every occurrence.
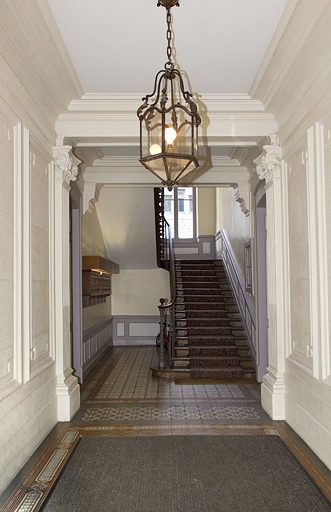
[158,298,167,370]
[53,146,81,421]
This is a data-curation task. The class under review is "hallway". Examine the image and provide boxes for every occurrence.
[1,347,331,510]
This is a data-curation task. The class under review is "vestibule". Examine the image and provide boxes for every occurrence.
[1,0,331,497]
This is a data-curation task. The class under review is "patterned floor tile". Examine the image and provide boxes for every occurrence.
[4,347,331,511]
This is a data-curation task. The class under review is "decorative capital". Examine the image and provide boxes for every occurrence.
[254,140,282,184]
[53,146,81,185]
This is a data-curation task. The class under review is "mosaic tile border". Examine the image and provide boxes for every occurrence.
[80,405,263,422]
[2,423,331,511]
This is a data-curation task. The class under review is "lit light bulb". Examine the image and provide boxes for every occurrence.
[165,127,177,144]
[149,143,162,155]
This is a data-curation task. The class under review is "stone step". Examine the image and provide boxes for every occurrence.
[189,346,238,357]
[177,318,233,328]
[176,303,237,312]
[236,345,250,356]
[177,280,230,287]
[191,366,244,379]
[187,335,236,346]
[190,355,241,367]
[177,289,222,296]
[175,269,226,280]
[172,357,190,368]
[177,295,236,304]
[232,329,246,337]
[176,276,228,284]
[176,311,230,319]
[175,347,189,357]
[177,336,189,346]
[183,327,233,336]
[239,356,254,368]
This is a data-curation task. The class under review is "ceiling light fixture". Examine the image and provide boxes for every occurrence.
[137,0,201,191]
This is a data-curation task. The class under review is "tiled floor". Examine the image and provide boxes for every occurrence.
[1,346,331,511]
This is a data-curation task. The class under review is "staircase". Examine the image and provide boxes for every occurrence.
[174,259,255,380]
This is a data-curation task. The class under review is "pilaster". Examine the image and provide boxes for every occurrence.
[255,137,286,419]
[53,146,81,420]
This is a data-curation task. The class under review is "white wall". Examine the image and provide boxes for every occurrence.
[216,187,250,276]
[112,269,170,316]
[197,188,216,236]
[96,187,157,270]
[252,0,331,470]
[0,0,82,494]
[82,207,108,259]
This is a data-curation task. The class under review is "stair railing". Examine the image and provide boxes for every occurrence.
[154,188,176,369]
[216,229,257,362]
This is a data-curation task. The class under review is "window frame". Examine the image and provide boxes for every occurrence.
[165,186,197,241]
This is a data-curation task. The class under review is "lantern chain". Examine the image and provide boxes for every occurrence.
[166,9,173,66]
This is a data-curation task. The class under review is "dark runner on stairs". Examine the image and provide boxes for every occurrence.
[175,259,256,380]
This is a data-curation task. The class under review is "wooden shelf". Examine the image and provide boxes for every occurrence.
[82,255,119,275]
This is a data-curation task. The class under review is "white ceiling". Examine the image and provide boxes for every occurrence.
[47,0,288,95]
[46,0,289,269]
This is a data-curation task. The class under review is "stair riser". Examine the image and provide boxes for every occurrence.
[176,312,236,319]
[177,281,230,288]
[179,332,233,340]
[191,368,244,379]
[177,320,232,328]
[188,337,235,346]
[189,347,237,357]
[176,304,237,312]
[177,296,236,304]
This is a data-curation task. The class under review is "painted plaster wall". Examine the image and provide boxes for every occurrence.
[197,188,216,236]
[112,269,170,316]
[0,0,82,494]
[216,187,250,277]
[82,207,108,259]
[252,0,331,470]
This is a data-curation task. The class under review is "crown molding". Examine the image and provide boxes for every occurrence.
[0,0,83,151]
[56,93,277,142]
[68,93,266,112]
[251,0,331,144]
[249,0,300,99]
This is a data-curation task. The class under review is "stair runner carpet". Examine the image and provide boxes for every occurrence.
[175,259,255,380]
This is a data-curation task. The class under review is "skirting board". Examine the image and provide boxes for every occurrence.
[113,316,160,346]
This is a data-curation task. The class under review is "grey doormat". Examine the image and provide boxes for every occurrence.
[41,436,331,512]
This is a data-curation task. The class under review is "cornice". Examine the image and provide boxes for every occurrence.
[250,0,300,99]
[251,0,331,112]
[56,94,277,141]
[1,0,82,120]
[68,93,266,112]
